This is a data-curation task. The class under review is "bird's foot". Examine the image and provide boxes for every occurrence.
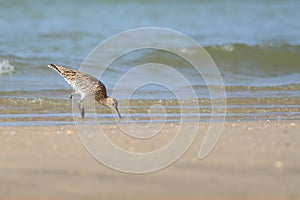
[78,103,85,119]
[80,107,85,119]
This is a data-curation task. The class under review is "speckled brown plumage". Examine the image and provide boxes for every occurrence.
[48,64,121,119]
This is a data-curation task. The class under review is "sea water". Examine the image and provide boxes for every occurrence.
[0,0,299,125]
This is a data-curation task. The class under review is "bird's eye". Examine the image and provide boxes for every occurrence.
[112,102,115,106]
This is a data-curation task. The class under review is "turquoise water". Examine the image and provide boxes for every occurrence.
[0,0,300,125]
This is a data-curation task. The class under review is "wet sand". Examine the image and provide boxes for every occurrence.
[0,121,299,200]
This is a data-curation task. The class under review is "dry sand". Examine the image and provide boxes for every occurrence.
[0,121,299,200]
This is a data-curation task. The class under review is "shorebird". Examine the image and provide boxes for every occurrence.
[48,64,121,119]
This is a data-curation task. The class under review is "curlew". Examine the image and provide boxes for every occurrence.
[48,64,121,119]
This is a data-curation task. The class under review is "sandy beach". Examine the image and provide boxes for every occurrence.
[0,120,299,200]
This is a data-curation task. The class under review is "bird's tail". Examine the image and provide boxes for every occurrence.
[48,64,62,74]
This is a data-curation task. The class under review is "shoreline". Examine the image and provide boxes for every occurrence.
[1,120,299,199]
[1,96,300,127]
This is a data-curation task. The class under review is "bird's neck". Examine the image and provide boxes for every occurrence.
[96,96,108,105]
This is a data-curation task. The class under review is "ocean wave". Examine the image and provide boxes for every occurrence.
[1,43,299,100]
[175,43,300,76]
[205,43,300,53]
[0,59,15,75]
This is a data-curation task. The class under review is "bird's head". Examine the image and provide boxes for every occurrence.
[105,97,121,119]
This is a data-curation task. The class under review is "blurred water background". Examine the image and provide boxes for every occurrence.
[0,0,299,125]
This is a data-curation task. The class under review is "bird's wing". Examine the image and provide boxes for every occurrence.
[95,80,107,99]
[49,64,107,99]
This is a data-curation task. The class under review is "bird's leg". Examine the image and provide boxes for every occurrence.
[78,101,85,119]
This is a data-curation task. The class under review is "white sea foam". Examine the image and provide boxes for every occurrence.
[0,59,15,75]
[220,44,234,52]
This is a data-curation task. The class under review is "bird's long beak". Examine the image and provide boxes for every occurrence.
[115,107,121,119]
